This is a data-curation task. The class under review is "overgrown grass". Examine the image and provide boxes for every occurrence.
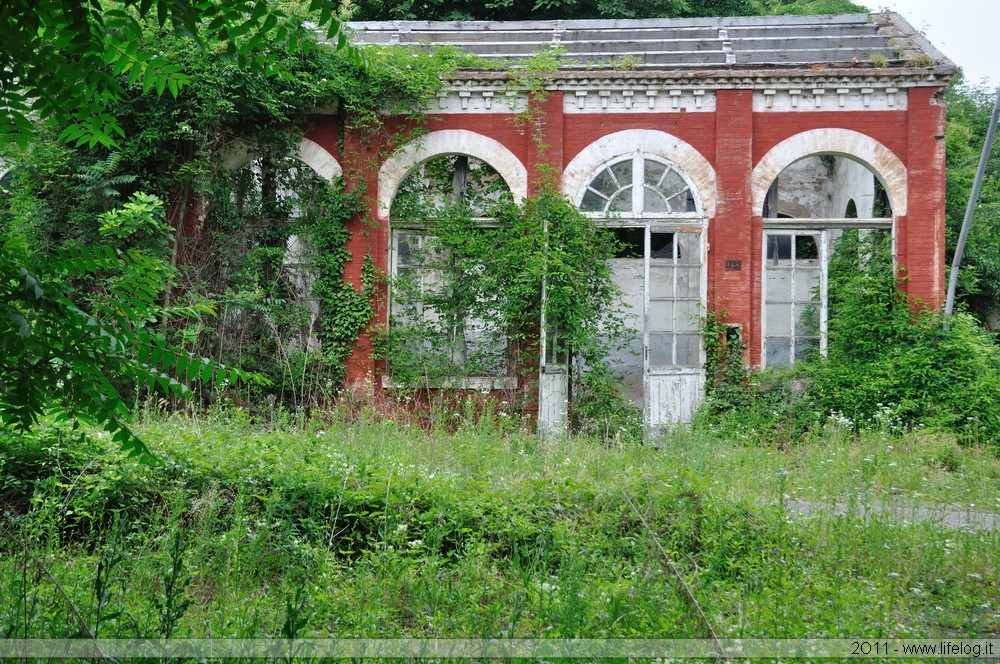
[1,410,998,651]
[668,425,1000,512]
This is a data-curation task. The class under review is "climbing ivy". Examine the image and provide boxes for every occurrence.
[0,21,476,411]
[308,183,375,381]
[2,13,642,426]
[383,154,634,432]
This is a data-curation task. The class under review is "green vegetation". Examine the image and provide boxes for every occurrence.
[0,0,352,148]
[1,413,997,644]
[0,1,359,456]
[699,228,1000,447]
[345,0,866,23]
[1,2,999,651]
[945,74,1000,326]
[385,158,633,436]
[0,20,482,439]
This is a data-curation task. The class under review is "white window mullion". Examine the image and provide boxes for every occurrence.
[633,156,644,215]
[671,232,680,366]
[820,230,830,356]
[790,237,798,363]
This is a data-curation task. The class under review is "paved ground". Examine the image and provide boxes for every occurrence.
[776,499,998,530]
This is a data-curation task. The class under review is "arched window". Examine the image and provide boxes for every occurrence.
[580,157,698,216]
[387,155,515,386]
[576,154,707,430]
[762,155,894,367]
[844,199,858,219]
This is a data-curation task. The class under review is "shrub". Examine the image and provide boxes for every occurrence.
[697,229,1000,446]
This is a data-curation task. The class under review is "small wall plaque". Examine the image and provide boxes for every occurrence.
[725,259,742,271]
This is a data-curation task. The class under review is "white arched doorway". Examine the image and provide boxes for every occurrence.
[561,130,716,438]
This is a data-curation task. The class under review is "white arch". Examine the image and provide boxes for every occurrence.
[752,128,907,217]
[377,129,528,221]
[562,129,717,218]
[221,137,342,181]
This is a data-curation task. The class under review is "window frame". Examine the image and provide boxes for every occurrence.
[577,155,709,372]
[761,218,894,368]
[384,156,517,390]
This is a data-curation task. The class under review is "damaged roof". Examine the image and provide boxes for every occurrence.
[345,13,955,77]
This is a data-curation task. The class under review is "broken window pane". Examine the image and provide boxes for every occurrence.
[650,232,674,259]
[795,234,819,261]
[611,227,644,258]
[767,234,792,264]
[677,232,700,265]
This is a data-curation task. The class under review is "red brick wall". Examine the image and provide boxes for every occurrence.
[562,113,717,169]
[713,90,756,361]
[904,87,948,308]
[320,84,947,378]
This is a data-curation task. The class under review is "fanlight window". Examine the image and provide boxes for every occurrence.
[581,158,696,215]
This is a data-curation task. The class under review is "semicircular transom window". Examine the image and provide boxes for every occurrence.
[581,158,696,216]
[392,155,510,223]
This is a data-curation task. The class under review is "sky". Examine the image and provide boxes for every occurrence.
[856,0,998,89]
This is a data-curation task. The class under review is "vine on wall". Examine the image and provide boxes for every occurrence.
[382,153,636,436]
[2,22,641,429]
[0,28,471,411]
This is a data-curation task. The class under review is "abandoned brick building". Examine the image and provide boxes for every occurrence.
[220,12,956,436]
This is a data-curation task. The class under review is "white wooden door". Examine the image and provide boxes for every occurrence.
[537,282,569,439]
[644,227,705,437]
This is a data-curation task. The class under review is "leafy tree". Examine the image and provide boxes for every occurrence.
[943,74,1000,326]
[0,202,224,458]
[752,0,865,15]
[346,0,864,24]
[1,0,352,148]
[1,0,350,455]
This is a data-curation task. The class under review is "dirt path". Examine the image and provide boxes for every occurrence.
[776,499,998,530]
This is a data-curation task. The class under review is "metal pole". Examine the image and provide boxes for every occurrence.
[945,86,1000,315]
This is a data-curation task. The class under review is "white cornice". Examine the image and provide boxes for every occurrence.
[422,77,918,114]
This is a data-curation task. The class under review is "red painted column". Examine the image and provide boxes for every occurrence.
[529,91,565,191]
[712,90,758,363]
[341,125,382,387]
[904,87,948,309]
